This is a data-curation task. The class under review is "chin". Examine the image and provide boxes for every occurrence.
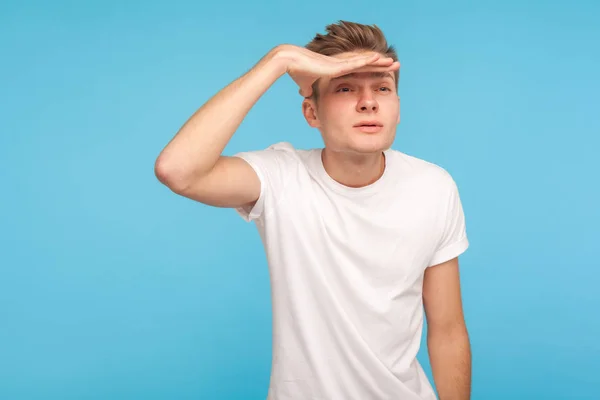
[348,132,395,153]
[322,129,396,154]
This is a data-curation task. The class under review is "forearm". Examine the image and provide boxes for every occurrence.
[427,324,471,400]
[155,47,287,187]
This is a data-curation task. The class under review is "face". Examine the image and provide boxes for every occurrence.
[302,52,400,155]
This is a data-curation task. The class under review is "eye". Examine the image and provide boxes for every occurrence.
[336,87,351,92]
[378,87,391,92]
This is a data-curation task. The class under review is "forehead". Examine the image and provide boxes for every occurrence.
[330,71,395,82]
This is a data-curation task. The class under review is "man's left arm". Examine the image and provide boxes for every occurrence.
[423,256,471,400]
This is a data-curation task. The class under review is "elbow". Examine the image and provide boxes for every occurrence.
[154,154,173,185]
[154,155,191,193]
[428,320,469,341]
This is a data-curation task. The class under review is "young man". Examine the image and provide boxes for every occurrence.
[155,21,471,400]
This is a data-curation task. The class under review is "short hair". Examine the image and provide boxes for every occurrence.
[305,20,399,99]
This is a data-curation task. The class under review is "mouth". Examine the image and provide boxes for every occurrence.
[353,121,383,133]
[353,121,383,128]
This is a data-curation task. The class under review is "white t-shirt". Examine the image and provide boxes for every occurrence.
[233,141,469,400]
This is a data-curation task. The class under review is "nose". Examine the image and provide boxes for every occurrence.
[356,93,378,113]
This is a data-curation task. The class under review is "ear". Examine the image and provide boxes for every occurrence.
[397,95,401,124]
[302,98,321,128]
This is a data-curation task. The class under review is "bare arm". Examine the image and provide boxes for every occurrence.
[423,257,472,400]
[154,48,287,207]
[154,45,398,209]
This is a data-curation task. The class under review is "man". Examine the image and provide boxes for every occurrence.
[155,20,471,400]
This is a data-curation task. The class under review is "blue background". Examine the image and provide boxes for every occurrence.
[2,0,599,399]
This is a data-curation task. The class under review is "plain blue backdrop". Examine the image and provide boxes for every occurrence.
[1,0,599,399]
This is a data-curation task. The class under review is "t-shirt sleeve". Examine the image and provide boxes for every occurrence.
[231,142,295,223]
[428,175,469,267]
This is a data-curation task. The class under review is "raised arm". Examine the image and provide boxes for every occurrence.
[154,47,286,209]
[154,45,398,209]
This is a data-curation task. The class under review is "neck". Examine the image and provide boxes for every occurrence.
[321,148,386,188]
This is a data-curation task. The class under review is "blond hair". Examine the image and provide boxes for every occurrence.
[305,20,399,98]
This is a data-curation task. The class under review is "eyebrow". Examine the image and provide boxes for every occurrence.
[330,71,395,82]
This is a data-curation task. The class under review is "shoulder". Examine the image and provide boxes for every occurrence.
[233,141,307,167]
[388,149,457,191]
[262,141,298,153]
[232,141,318,184]
[235,141,308,161]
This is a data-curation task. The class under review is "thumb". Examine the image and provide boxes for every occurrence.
[299,85,313,98]
[296,77,316,97]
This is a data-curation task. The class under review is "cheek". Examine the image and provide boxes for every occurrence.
[321,98,355,119]
[382,98,400,118]
[317,102,345,126]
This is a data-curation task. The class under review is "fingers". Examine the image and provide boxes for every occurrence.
[330,61,400,79]
[333,54,398,75]
[352,60,401,73]
[345,53,396,67]
[292,51,400,97]
[339,52,381,70]
[366,56,396,67]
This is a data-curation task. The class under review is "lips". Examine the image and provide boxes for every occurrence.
[353,121,384,133]
[354,121,383,127]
